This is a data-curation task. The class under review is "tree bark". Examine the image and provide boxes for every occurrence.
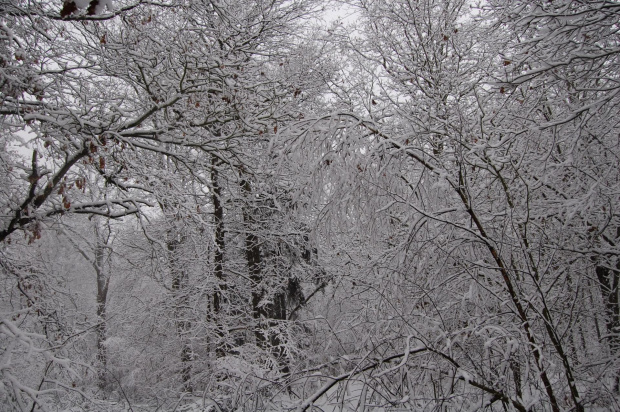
[168,235,192,393]
[210,154,229,357]
[596,261,620,393]
[240,178,292,373]
[94,240,109,391]
[241,178,268,348]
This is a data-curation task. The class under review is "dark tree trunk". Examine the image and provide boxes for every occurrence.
[596,261,620,393]
[510,357,522,401]
[240,178,303,374]
[168,236,192,393]
[211,154,227,357]
[241,180,267,348]
[94,241,109,391]
[594,227,620,393]
[240,179,276,350]
[270,291,289,374]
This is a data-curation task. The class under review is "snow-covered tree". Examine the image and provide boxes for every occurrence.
[273,0,620,410]
[4,0,620,410]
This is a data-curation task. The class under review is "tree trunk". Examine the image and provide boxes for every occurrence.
[594,227,620,393]
[168,235,192,393]
[241,178,268,348]
[596,262,620,392]
[240,178,291,373]
[94,240,109,391]
[211,154,227,357]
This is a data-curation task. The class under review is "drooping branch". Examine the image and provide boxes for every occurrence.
[0,144,89,243]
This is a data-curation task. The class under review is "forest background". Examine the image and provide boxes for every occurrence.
[2,0,620,411]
